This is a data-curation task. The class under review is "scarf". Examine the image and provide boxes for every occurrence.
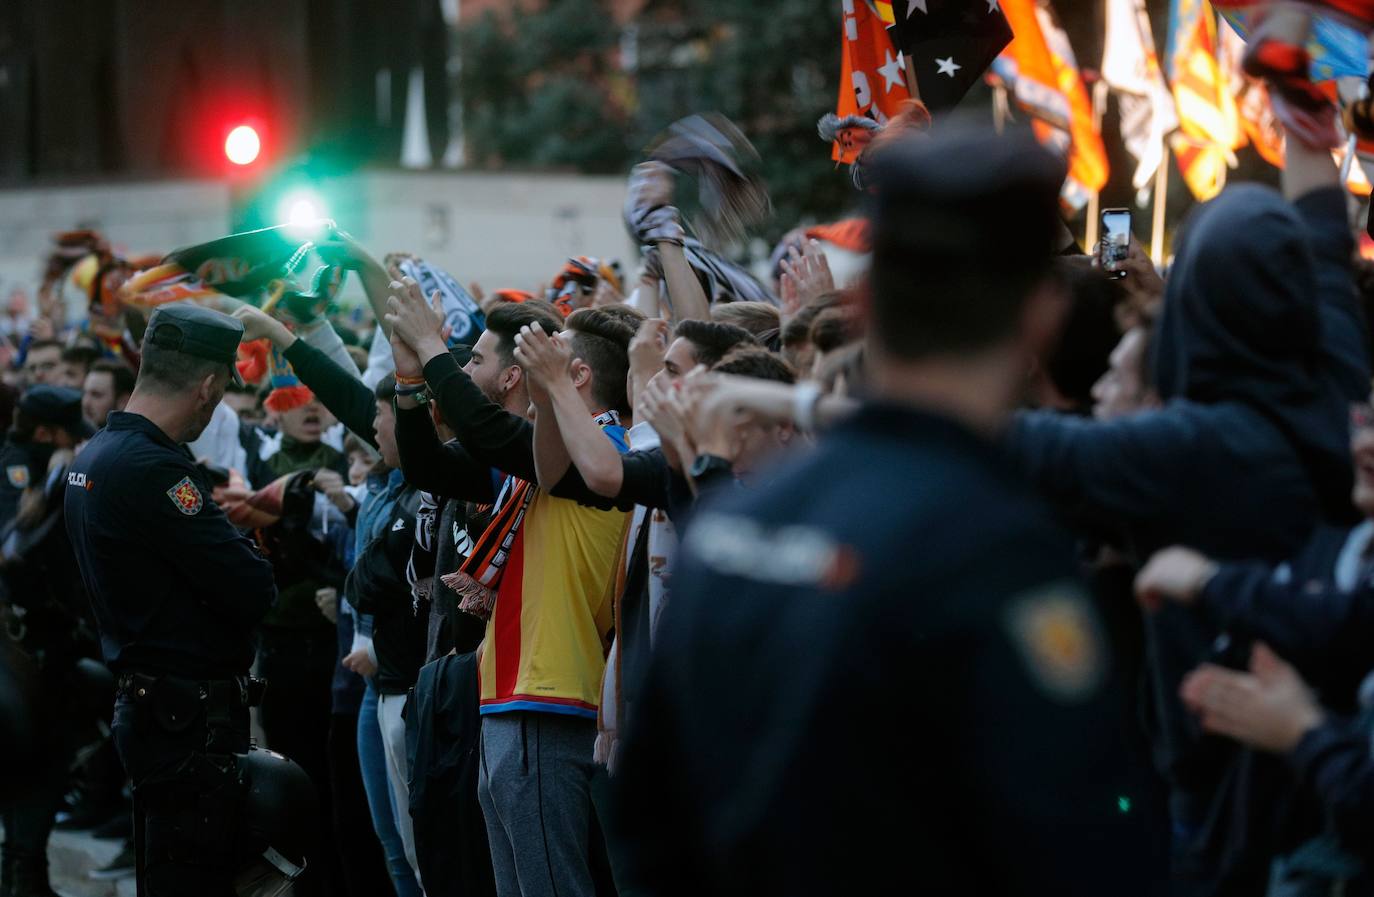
[440,475,534,621]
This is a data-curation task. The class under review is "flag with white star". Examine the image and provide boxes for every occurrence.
[885,0,1013,113]
[829,0,914,164]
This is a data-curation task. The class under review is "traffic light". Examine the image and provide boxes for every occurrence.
[224,124,262,166]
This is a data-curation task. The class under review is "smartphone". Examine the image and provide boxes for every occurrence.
[1100,208,1132,280]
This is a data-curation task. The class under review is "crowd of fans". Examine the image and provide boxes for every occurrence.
[6,70,1374,897]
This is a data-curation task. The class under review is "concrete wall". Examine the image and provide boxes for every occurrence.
[0,170,635,312]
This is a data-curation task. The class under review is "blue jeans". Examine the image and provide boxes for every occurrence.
[359,684,423,897]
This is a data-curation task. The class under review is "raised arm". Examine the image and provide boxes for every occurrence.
[386,277,539,481]
[394,403,496,503]
[624,163,709,326]
[233,306,379,448]
[1281,104,1368,400]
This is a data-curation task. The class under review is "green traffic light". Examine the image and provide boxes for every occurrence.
[1116,796,1132,814]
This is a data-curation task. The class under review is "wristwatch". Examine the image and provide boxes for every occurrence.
[689,453,733,479]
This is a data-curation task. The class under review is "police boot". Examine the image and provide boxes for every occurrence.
[7,857,66,897]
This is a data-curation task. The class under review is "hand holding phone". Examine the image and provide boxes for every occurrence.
[1100,209,1132,280]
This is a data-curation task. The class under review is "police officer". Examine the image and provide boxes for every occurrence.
[611,128,1164,896]
[0,386,97,897]
[0,385,92,527]
[64,304,277,897]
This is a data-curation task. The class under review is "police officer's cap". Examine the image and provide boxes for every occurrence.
[866,123,1066,269]
[20,384,95,440]
[145,303,246,386]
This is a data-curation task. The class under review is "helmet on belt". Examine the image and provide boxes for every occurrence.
[234,747,317,897]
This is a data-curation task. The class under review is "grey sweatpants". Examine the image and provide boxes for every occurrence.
[478,711,597,897]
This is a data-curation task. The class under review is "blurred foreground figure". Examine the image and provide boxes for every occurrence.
[613,127,1165,896]
[65,304,311,896]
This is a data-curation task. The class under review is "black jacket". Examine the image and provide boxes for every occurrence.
[65,412,277,679]
[345,485,426,695]
[1009,186,1370,897]
[616,404,1164,897]
[404,652,495,897]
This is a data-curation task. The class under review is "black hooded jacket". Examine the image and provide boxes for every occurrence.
[1009,185,1369,896]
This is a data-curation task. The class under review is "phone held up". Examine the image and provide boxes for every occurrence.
[1100,208,1131,280]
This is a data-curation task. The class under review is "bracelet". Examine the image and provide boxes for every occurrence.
[394,382,427,397]
[394,373,426,387]
[792,381,823,433]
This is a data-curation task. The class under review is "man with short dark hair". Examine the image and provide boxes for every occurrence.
[664,318,755,378]
[82,358,135,430]
[385,277,630,897]
[22,340,61,387]
[64,303,278,897]
[611,127,1158,896]
[58,344,100,390]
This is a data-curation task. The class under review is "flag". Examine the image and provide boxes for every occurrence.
[1216,17,1285,168]
[1214,2,1369,82]
[1101,0,1180,191]
[832,0,912,164]
[1037,4,1110,209]
[1166,0,1241,200]
[993,0,1107,210]
[884,0,1014,113]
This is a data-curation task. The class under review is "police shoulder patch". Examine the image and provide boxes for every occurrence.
[1004,585,1105,702]
[6,465,28,489]
[166,476,203,516]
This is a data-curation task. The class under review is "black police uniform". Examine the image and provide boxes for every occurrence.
[611,405,1163,897]
[64,304,276,897]
[0,385,100,897]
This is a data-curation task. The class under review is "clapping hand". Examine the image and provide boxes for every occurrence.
[513,323,572,402]
[779,241,835,318]
[629,318,671,374]
[384,276,447,364]
[641,372,698,471]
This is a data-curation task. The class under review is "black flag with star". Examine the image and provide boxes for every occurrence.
[887,0,1013,113]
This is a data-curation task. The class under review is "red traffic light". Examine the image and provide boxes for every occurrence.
[224,125,262,166]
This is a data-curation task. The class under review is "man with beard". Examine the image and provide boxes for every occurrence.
[64,304,278,896]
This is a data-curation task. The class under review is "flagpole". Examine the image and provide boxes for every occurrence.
[1085,79,1109,249]
[902,55,922,104]
[1340,133,1359,187]
[1151,145,1169,266]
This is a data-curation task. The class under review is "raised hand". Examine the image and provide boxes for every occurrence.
[384,276,447,362]
[779,240,836,312]
[232,305,295,347]
[513,323,573,394]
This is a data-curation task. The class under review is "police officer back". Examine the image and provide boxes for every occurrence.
[65,303,277,896]
[611,128,1165,896]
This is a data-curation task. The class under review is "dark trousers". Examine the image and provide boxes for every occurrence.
[257,625,342,895]
[112,693,249,897]
[327,711,396,897]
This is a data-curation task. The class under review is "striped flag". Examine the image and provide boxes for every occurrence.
[1166,0,1241,200]
[1216,17,1285,168]
[1101,0,1180,192]
[993,0,1107,210]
